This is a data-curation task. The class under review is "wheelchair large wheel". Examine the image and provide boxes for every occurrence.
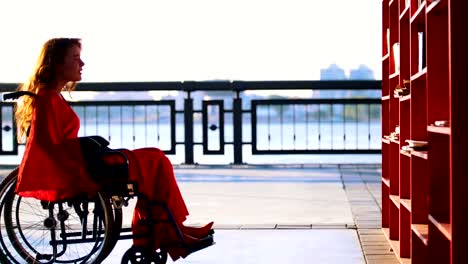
[0,169,116,263]
[101,194,123,260]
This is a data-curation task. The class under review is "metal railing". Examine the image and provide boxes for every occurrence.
[1,80,381,164]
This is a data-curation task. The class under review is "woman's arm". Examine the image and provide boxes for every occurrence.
[31,91,64,149]
[32,91,84,164]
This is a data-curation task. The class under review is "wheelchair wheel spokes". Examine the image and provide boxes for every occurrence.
[0,171,29,264]
[0,171,115,264]
[14,196,55,259]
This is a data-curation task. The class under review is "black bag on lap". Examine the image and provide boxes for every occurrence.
[77,136,130,194]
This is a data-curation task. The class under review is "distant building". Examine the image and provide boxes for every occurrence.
[349,64,379,98]
[320,63,347,80]
[349,64,375,80]
[319,64,347,98]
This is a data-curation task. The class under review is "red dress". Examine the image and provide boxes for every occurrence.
[16,89,189,260]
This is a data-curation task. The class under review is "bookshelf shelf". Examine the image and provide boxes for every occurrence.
[390,72,400,79]
[427,0,447,14]
[429,214,452,240]
[411,150,428,160]
[411,2,426,25]
[400,150,411,157]
[427,125,450,135]
[383,227,411,264]
[383,177,390,187]
[401,198,411,211]
[390,195,400,209]
[400,94,411,102]
[399,6,410,20]
[412,224,429,245]
[382,0,467,263]
[382,53,390,61]
[411,68,427,82]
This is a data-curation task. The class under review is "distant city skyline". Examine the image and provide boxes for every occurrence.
[320,63,375,80]
[318,63,378,99]
[57,62,378,102]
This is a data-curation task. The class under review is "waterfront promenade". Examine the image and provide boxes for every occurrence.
[0,164,398,264]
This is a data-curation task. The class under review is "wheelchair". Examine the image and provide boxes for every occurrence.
[0,91,215,263]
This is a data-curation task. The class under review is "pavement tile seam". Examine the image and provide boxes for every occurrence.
[362,249,394,253]
[362,245,394,250]
[359,236,388,241]
[364,248,395,256]
[338,166,399,264]
[356,220,382,223]
[364,251,397,256]
[212,224,361,230]
[358,230,386,234]
[360,240,390,244]
[365,255,401,260]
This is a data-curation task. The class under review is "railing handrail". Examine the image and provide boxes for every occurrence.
[0,80,381,92]
[1,80,382,164]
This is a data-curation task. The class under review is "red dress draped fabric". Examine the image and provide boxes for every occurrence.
[17,89,99,201]
[16,89,190,259]
[119,149,189,251]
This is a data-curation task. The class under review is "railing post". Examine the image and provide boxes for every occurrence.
[0,103,18,155]
[184,91,194,164]
[0,104,3,154]
[233,90,243,164]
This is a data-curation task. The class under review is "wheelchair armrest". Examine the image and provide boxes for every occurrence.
[79,136,110,149]
[88,136,110,148]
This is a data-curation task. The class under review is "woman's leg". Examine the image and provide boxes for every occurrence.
[121,148,212,260]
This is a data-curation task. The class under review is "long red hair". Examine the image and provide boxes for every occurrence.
[15,38,81,142]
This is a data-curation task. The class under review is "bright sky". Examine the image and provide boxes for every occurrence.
[0,0,382,84]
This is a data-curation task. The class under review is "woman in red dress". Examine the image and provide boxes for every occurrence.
[14,38,213,261]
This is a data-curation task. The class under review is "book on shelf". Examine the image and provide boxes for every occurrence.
[402,144,428,151]
[418,32,426,71]
[393,43,400,73]
[434,120,449,127]
[386,29,390,55]
[404,140,428,151]
[394,84,410,97]
[384,126,400,141]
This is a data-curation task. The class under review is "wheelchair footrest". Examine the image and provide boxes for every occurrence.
[185,235,215,256]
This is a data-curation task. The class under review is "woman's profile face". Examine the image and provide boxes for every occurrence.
[58,45,85,83]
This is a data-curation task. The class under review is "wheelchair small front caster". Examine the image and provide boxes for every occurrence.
[121,246,168,264]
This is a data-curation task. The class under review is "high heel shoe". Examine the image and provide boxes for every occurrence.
[167,233,204,260]
[169,233,215,260]
[181,221,214,238]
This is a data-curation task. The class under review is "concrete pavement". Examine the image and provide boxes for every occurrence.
[0,164,398,263]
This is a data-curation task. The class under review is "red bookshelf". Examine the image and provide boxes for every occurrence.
[381,0,468,263]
